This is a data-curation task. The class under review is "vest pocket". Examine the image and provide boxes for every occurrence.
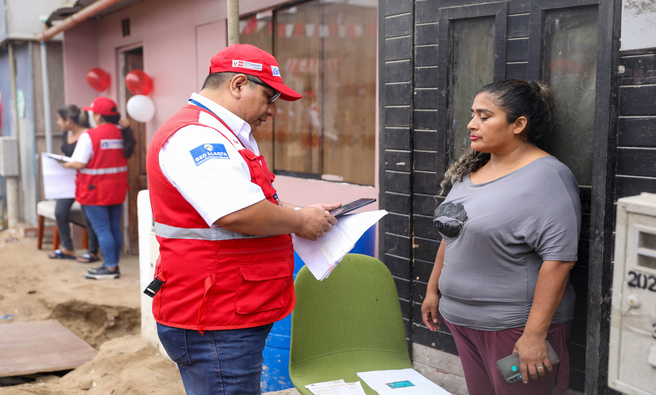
[236,259,291,314]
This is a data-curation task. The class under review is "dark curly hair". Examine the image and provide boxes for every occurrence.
[440,79,555,193]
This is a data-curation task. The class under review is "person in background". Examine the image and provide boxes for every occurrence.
[47,105,100,263]
[146,43,340,394]
[62,97,136,280]
[421,79,581,395]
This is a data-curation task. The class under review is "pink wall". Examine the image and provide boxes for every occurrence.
[60,0,380,251]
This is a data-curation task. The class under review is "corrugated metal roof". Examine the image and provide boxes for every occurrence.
[45,0,142,27]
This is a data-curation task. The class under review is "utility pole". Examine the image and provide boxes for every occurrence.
[227,0,239,45]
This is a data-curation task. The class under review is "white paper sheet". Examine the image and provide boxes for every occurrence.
[41,152,77,200]
[356,368,452,394]
[305,379,366,395]
[292,210,388,281]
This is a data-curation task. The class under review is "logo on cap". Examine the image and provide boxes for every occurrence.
[232,60,263,71]
[271,66,281,77]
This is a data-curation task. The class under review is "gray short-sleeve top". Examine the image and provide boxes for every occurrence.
[434,156,581,331]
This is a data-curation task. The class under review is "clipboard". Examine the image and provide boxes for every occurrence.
[45,153,73,162]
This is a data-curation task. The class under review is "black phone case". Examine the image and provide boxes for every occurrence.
[495,340,560,384]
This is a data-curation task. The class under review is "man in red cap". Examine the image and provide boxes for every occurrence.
[146,44,340,394]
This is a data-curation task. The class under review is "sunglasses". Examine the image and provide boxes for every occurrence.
[247,77,281,103]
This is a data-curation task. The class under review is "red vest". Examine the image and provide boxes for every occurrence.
[146,104,295,332]
[76,123,128,206]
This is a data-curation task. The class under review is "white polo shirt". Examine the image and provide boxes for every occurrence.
[158,93,266,227]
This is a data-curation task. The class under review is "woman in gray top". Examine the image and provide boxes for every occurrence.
[422,79,581,395]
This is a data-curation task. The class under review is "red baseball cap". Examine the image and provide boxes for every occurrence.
[83,96,118,116]
[209,43,302,102]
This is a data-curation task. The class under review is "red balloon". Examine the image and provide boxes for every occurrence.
[125,70,153,96]
[86,67,111,92]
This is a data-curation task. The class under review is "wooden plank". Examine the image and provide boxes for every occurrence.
[0,320,97,378]
[617,148,656,177]
[618,117,656,148]
[412,343,467,395]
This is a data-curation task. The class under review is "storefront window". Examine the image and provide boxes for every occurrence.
[241,0,377,185]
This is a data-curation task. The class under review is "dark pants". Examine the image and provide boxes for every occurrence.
[157,322,273,395]
[445,319,572,395]
[54,198,98,253]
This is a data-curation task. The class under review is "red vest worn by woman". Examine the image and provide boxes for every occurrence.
[146,104,295,332]
[76,123,128,206]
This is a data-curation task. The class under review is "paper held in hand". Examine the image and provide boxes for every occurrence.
[292,210,388,281]
[41,153,77,200]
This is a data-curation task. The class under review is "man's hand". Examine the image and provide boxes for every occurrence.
[294,204,340,240]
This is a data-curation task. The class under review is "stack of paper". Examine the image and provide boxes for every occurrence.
[356,368,452,394]
[305,379,366,395]
[41,153,77,200]
[292,210,388,280]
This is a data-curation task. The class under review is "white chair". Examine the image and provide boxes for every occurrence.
[36,200,88,250]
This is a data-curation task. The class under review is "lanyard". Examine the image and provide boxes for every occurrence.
[188,98,244,148]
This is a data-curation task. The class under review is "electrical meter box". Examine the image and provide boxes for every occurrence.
[0,137,19,177]
[609,193,656,395]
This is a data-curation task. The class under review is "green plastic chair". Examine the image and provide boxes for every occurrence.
[289,253,413,394]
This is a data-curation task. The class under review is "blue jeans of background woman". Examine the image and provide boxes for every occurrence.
[82,204,122,269]
[55,198,98,253]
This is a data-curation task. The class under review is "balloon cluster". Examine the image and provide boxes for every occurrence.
[85,67,156,123]
[125,70,155,122]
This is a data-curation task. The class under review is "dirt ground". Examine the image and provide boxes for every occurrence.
[0,225,299,395]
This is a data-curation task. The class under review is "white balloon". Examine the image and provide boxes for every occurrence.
[127,95,155,123]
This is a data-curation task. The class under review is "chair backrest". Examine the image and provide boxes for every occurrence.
[290,253,410,367]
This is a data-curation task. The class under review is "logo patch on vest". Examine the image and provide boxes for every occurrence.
[100,139,124,150]
[191,143,229,166]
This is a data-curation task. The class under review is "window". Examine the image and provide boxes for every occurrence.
[540,7,598,186]
[240,0,377,185]
[437,3,506,171]
[449,17,496,160]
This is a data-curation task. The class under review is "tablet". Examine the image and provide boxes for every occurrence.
[329,198,376,217]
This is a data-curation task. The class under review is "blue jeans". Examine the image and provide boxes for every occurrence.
[157,322,273,395]
[82,204,123,269]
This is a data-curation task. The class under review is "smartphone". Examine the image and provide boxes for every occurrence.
[495,340,560,384]
[329,198,376,217]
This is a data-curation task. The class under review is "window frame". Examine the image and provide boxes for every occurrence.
[437,2,508,169]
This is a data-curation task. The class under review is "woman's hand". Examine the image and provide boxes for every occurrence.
[421,291,441,331]
[513,335,552,383]
[422,239,446,332]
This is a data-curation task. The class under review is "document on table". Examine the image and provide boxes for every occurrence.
[357,368,452,394]
[292,210,388,281]
[41,153,77,200]
[305,379,366,395]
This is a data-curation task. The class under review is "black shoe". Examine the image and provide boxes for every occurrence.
[85,267,120,279]
[87,265,106,274]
